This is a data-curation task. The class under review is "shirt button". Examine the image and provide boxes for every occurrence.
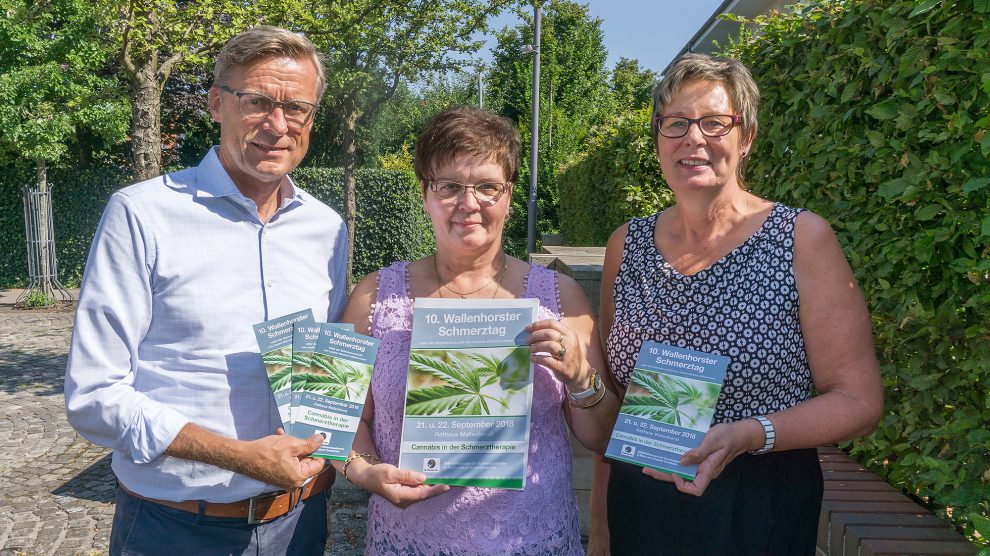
[266,281,273,288]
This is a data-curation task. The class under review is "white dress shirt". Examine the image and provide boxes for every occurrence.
[65,148,347,502]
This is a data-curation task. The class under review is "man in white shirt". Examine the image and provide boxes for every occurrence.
[65,26,346,555]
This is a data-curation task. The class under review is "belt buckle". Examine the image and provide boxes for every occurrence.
[246,490,281,525]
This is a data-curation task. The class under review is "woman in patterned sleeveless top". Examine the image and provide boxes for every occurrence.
[588,54,884,556]
[334,107,620,555]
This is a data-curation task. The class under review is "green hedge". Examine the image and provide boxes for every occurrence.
[0,164,433,287]
[557,107,673,245]
[558,0,989,544]
[289,167,434,278]
[722,0,989,544]
[0,164,130,287]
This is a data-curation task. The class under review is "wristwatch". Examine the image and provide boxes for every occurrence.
[567,369,602,402]
[749,415,776,455]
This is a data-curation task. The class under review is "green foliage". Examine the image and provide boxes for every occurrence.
[0,164,433,286]
[0,0,128,167]
[714,0,990,545]
[0,164,131,287]
[487,1,613,255]
[557,107,673,245]
[23,290,56,308]
[610,57,659,111]
[289,167,434,278]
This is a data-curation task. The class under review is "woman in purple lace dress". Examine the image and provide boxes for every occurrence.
[334,107,620,555]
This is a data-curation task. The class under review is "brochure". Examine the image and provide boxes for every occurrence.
[253,309,315,431]
[290,322,354,436]
[292,325,379,460]
[398,297,538,489]
[605,341,729,480]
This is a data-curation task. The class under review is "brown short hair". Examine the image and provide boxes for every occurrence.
[652,53,760,182]
[214,26,326,101]
[413,107,521,186]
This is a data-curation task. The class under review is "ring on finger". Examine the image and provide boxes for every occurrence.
[554,345,567,360]
[555,334,565,345]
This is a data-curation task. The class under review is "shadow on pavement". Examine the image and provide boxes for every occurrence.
[0,347,67,397]
[52,452,115,504]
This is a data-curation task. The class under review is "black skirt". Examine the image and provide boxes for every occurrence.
[607,448,823,556]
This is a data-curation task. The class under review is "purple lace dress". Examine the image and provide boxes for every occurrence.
[364,261,583,556]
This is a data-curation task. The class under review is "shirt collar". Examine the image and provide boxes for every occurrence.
[190,147,307,208]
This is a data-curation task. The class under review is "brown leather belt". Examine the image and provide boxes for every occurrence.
[119,468,334,524]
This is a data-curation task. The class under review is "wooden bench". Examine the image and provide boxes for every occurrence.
[817,446,979,555]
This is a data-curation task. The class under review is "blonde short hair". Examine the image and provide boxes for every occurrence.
[652,53,760,181]
[214,26,326,101]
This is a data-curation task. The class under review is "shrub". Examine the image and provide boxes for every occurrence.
[0,164,433,286]
[0,164,130,287]
[289,167,434,277]
[721,0,989,544]
[557,107,673,245]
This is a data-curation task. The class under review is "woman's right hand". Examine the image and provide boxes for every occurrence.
[356,462,450,509]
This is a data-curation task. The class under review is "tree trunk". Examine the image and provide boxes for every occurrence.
[341,96,362,289]
[130,59,163,181]
[35,159,54,300]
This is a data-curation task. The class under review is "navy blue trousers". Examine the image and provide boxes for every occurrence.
[109,486,328,556]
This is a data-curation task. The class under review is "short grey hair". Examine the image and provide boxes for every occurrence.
[214,26,326,101]
[652,53,760,182]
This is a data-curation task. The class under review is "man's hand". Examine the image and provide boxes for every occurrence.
[237,430,326,491]
[164,423,326,491]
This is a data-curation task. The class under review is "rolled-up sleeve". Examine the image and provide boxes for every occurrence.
[64,192,190,464]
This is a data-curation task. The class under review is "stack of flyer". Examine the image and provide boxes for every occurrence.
[397,298,538,489]
[605,341,728,479]
[254,310,378,461]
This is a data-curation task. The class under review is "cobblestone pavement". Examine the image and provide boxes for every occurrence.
[0,308,370,556]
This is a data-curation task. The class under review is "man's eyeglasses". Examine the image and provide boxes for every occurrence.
[219,85,319,127]
[653,114,742,138]
[429,181,509,204]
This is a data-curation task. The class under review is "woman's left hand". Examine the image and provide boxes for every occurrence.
[526,319,591,392]
[642,419,758,497]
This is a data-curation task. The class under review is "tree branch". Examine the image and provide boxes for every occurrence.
[119,0,137,77]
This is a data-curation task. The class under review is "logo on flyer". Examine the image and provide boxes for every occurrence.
[423,458,442,473]
[620,444,637,457]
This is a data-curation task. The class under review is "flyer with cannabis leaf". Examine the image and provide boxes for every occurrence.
[293,325,379,460]
[605,341,729,480]
[398,297,538,489]
[290,322,354,437]
[253,309,315,432]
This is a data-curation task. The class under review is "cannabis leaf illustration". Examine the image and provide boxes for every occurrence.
[262,346,293,387]
[624,372,717,428]
[405,352,510,416]
[268,367,292,390]
[300,355,371,401]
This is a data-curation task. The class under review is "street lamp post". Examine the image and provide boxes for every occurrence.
[526,3,542,256]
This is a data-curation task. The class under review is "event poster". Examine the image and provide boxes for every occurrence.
[253,309,315,431]
[398,298,538,489]
[605,341,729,480]
[292,325,379,460]
[290,322,354,436]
